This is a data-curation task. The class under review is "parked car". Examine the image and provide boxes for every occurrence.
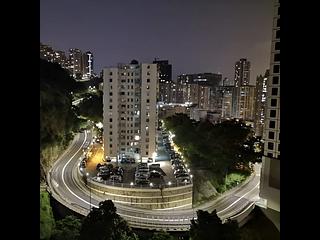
[171,159,182,165]
[113,166,124,176]
[135,177,150,185]
[176,173,190,179]
[174,169,187,175]
[173,164,184,171]
[80,161,86,168]
[138,162,148,167]
[121,157,135,163]
[149,170,162,179]
[98,171,110,180]
[177,177,191,184]
[109,175,122,183]
[135,171,149,178]
[93,176,103,183]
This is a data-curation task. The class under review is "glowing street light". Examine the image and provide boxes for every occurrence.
[149,182,153,187]
[130,182,134,187]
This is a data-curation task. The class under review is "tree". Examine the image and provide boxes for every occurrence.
[77,91,103,123]
[190,210,240,240]
[164,115,257,181]
[150,231,175,240]
[40,59,84,180]
[40,192,55,240]
[51,215,82,240]
[79,200,138,240]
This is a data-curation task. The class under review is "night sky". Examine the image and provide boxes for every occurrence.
[40,0,273,84]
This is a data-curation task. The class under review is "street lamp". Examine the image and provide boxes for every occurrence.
[86,172,91,211]
[168,181,172,187]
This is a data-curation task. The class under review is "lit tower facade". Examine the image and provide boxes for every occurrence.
[103,60,158,161]
[260,0,280,214]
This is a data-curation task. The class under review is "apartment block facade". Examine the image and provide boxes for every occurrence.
[103,61,158,160]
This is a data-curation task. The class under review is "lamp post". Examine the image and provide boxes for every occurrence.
[86,172,91,211]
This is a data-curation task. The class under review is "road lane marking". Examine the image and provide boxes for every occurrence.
[55,130,259,225]
[60,131,97,207]
[217,181,259,214]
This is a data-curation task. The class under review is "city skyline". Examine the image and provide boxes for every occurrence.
[40,0,273,82]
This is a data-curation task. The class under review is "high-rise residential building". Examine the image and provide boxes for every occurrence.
[170,82,177,103]
[260,0,280,217]
[40,43,94,81]
[177,73,222,88]
[53,51,69,69]
[232,85,256,121]
[234,58,250,87]
[222,77,232,86]
[103,60,158,161]
[176,72,222,109]
[82,51,94,80]
[153,59,172,103]
[198,85,211,109]
[254,70,269,137]
[232,58,256,121]
[69,48,83,80]
[40,43,55,62]
[220,86,234,119]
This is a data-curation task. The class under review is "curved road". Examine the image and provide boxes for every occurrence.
[48,131,260,231]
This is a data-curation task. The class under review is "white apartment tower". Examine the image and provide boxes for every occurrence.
[260,0,280,213]
[103,61,158,161]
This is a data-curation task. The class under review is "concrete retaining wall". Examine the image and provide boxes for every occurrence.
[78,168,193,210]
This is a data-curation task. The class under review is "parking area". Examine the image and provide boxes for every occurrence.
[80,127,192,188]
